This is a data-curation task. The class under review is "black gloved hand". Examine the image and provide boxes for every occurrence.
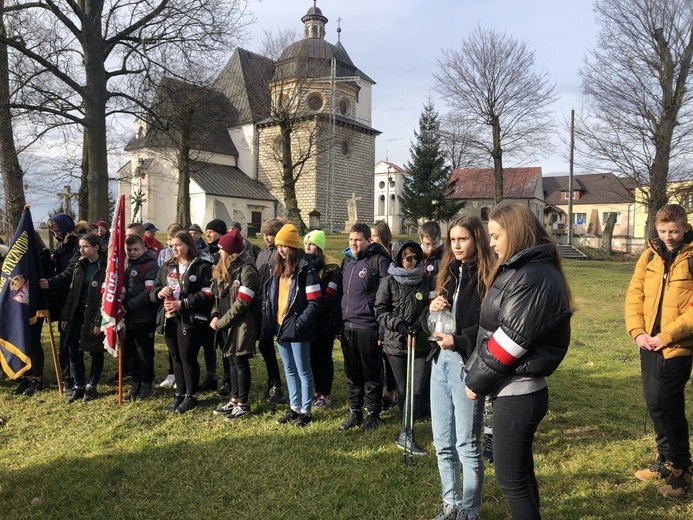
[408,320,422,336]
[397,322,410,337]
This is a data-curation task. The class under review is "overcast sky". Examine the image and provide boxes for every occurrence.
[249,0,599,173]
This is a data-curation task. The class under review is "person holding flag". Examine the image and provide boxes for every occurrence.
[60,234,108,403]
[0,207,51,384]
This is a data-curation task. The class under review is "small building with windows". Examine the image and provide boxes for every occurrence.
[543,172,637,249]
[373,160,406,234]
[447,167,546,232]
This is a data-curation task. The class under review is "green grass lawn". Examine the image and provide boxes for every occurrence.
[1,259,692,519]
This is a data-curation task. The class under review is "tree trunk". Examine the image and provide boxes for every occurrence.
[279,123,307,233]
[645,118,675,238]
[176,126,191,227]
[600,212,617,253]
[79,135,89,219]
[0,2,25,235]
[491,115,503,204]
[82,1,110,223]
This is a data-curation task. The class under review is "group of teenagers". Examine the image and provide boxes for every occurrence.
[8,197,691,519]
[3,201,585,519]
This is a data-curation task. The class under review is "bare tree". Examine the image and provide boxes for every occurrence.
[0,0,252,222]
[439,113,487,170]
[577,0,693,236]
[260,28,299,61]
[132,76,234,226]
[0,0,23,234]
[435,27,559,203]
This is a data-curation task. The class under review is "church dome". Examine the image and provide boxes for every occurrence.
[273,3,358,80]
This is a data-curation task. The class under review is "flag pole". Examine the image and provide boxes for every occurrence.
[117,329,124,406]
[45,317,63,396]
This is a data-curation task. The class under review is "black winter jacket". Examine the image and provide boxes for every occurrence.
[151,256,214,334]
[256,245,277,298]
[375,240,430,356]
[422,259,484,362]
[312,253,342,334]
[261,253,322,342]
[341,242,390,329]
[465,243,572,396]
[123,250,159,328]
[46,234,80,320]
[60,255,107,352]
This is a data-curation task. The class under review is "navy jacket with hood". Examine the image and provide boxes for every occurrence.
[341,241,390,330]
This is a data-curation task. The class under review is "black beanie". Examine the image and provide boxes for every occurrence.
[205,219,227,236]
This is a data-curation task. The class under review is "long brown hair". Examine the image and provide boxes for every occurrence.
[436,215,494,298]
[212,251,239,283]
[165,230,199,266]
[488,203,574,310]
[274,246,302,277]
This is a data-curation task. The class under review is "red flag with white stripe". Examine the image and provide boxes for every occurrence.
[100,194,126,357]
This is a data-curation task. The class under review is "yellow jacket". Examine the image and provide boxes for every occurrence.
[625,239,693,358]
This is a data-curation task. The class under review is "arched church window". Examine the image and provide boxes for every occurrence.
[341,139,353,159]
[307,93,323,111]
[273,135,284,156]
[481,207,490,221]
[339,97,350,116]
[378,195,385,216]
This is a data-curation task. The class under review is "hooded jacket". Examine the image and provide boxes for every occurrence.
[151,256,214,334]
[465,243,572,397]
[261,252,322,342]
[375,240,430,356]
[625,233,693,359]
[341,241,390,329]
[211,256,260,357]
[256,244,277,299]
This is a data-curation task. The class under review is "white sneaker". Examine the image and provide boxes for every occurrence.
[159,374,175,388]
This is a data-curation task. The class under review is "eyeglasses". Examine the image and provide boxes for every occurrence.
[403,255,420,263]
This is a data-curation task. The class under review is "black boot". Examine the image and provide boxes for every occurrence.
[217,379,232,397]
[123,382,142,402]
[268,384,286,405]
[137,382,155,401]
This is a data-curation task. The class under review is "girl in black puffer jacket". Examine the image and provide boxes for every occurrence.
[151,231,213,414]
[375,239,431,455]
[465,203,573,520]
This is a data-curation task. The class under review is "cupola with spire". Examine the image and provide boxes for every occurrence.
[302,1,328,39]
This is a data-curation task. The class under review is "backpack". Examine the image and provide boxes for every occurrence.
[646,251,693,277]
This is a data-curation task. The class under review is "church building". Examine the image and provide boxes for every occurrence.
[119,2,379,235]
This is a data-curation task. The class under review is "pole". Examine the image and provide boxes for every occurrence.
[45,317,63,396]
[385,168,390,227]
[117,328,124,405]
[568,109,575,245]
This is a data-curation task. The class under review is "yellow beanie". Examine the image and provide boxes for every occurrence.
[275,224,301,249]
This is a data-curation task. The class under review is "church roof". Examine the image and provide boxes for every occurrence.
[125,77,237,156]
[213,48,275,125]
[449,167,543,199]
[189,160,276,201]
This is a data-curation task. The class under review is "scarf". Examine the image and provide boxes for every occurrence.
[387,262,423,286]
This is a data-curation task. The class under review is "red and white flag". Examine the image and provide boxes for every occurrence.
[101,194,126,357]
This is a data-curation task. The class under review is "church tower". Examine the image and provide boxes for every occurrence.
[256,1,379,231]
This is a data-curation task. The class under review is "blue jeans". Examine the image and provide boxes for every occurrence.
[430,349,483,519]
[277,341,314,414]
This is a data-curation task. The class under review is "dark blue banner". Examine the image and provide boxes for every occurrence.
[0,207,49,379]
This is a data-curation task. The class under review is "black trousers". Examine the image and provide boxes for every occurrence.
[229,354,251,403]
[258,336,282,387]
[493,386,549,520]
[310,332,335,396]
[30,318,45,378]
[341,326,383,414]
[164,318,202,396]
[200,327,217,379]
[59,326,71,382]
[641,348,692,470]
[385,351,430,424]
[123,323,156,383]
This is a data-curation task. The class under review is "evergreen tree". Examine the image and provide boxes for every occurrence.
[399,98,464,223]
